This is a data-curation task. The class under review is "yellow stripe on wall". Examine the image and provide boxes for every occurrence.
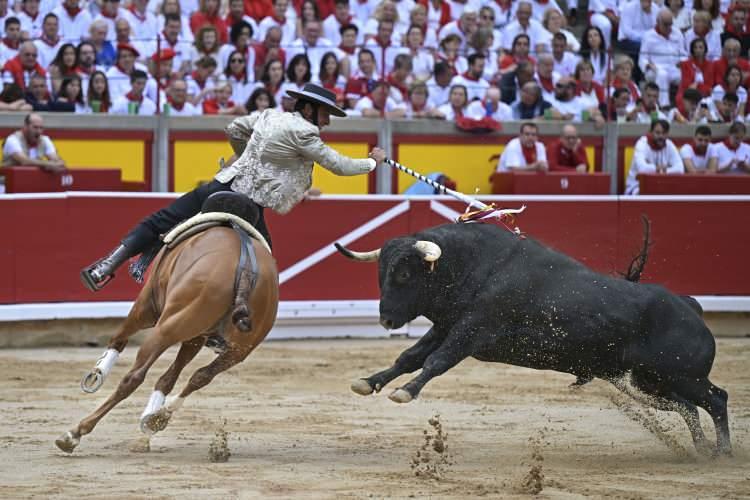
[623,146,634,185]
[173,140,371,193]
[398,143,504,194]
[54,139,145,182]
[585,146,595,173]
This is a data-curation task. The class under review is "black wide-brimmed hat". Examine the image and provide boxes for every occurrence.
[286,83,346,117]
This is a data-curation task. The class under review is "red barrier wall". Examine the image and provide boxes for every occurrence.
[1,194,748,304]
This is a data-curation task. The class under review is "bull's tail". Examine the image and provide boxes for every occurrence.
[623,215,652,283]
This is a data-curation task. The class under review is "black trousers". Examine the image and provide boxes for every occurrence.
[122,179,272,255]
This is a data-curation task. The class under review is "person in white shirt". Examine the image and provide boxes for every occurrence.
[438,8,478,52]
[550,32,579,78]
[426,59,453,108]
[110,69,157,114]
[617,0,659,64]
[258,0,296,47]
[449,52,488,102]
[501,1,549,55]
[286,19,334,74]
[353,79,406,118]
[680,125,718,173]
[588,0,619,45]
[34,13,63,69]
[323,0,361,46]
[713,121,750,173]
[0,16,20,65]
[497,122,548,172]
[17,0,43,40]
[52,0,93,42]
[684,10,722,61]
[2,112,65,171]
[92,0,126,42]
[166,78,200,115]
[626,119,684,195]
[639,9,686,106]
[122,0,158,47]
[436,83,469,120]
[549,76,591,121]
[628,81,668,123]
[466,85,512,121]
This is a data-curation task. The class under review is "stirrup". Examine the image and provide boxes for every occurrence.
[80,264,114,292]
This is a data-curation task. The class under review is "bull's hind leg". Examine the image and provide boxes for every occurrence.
[352,326,445,396]
[80,292,158,394]
[140,337,205,435]
[670,377,732,456]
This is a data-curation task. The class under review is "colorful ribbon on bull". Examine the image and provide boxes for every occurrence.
[384,158,526,235]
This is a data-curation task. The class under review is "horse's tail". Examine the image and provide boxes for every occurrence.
[623,215,651,283]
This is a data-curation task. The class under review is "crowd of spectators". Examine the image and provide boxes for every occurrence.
[0,0,748,122]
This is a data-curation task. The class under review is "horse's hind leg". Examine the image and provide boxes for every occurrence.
[139,337,205,435]
[80,292,159,394]
[156,346,253,424]
[56,330,172,453]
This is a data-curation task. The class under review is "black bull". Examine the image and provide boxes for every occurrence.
[336,222,731,456]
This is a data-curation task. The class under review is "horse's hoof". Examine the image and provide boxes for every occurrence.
[388,388,413,404]
[140,408,172,435]
[351,379,374,396]
[80,370,104,393]
[55,431,80,453]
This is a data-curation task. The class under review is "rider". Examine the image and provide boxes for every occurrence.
[81,83,387,291]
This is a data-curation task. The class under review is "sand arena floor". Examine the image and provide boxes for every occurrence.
[1,337,748,499]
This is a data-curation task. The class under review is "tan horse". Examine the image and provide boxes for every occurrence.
[56,224,278,453]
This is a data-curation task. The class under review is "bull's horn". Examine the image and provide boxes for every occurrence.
[413,241,442,262]
[335,242,380,262]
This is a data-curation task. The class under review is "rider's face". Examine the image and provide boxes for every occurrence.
[316,106,330,128]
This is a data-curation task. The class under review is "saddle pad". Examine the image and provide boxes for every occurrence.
[162,212,272,254]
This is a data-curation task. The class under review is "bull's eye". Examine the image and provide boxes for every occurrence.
[396,269,410,283]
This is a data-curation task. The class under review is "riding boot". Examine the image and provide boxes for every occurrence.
[80,244,137,292]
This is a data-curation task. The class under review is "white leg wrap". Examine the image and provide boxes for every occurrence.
[164,395,184,412]
[141,391,165,419]
[94,348,119,376]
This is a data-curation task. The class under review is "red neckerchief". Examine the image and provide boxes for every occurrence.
[612,76,639,98]
[231,70,246,81]
[375,36,391,48]
[494,0,511,6]
[461,70,479,82]
[115,63,131,75]
[63,4,82,17]
[22,8,39,20]
[40,35,60,47]
[693,25,709,37]
[75,65,94,75]
[336,14,352,25]
[537,74,554,92]
[521,142,537,164]
[724,137,740,151]
[5,56,46,88]
[320,76,337,90]
[2,38,19,49]
[339,44,356,54]
[162,31,178,47]
[693,140,708,156]
[265,80,282,94]
[272,13,286,24]
[387,72,408,98]
[655,26,671,39]
[158,74,172,90]
[167,95,185,111]
[128,5,147,22]
[125,90,143,103]
[191,70,206,89]
[690,57,711,76]
[101,8,118,19]
[537,0,549,4]
[647,134,666,151]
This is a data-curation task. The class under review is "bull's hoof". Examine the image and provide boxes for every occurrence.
[80,369,104,393]
[140,408,172,435]
[351,379,374,396]
[55,431,80,453]
[388,388,413,404]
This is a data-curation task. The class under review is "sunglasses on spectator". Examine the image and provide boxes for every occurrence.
[231,58,245,63]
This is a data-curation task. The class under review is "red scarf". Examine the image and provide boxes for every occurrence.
[2,37,19,49]
[647,134,665,151]
[612,77,639,99]
[521,142,537,164]
[125,90,143,103]
[191,70,206,89]
[387,73,408,99]
[693,141,708,156]
[338,44,356,54]
[101,8,118,19]
[375,36,391,49]
[537,0,549,4]
[694,25,709,37]
[75,65,94,75]
[320,76,337,90]
[128,5,147,22]
[272,13,286,23]
[22,8,39,20]
[231,70,246,81]
[265,80,282,94]
[63,4,81,17]
[4,56,46,88]
[576,81,605,102]
[40,35,60,47]
[167,95,185,111]
[537,74,554,92]
[461,70,479,82]
[724,137,740,151]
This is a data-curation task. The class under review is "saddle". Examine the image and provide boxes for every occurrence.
[133,192,271,334]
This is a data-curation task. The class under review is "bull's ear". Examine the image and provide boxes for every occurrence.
[335,242,381,262]
[413,241,441,262]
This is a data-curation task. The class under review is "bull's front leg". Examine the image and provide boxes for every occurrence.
[388,331,473,403]
[351,327,446,396]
